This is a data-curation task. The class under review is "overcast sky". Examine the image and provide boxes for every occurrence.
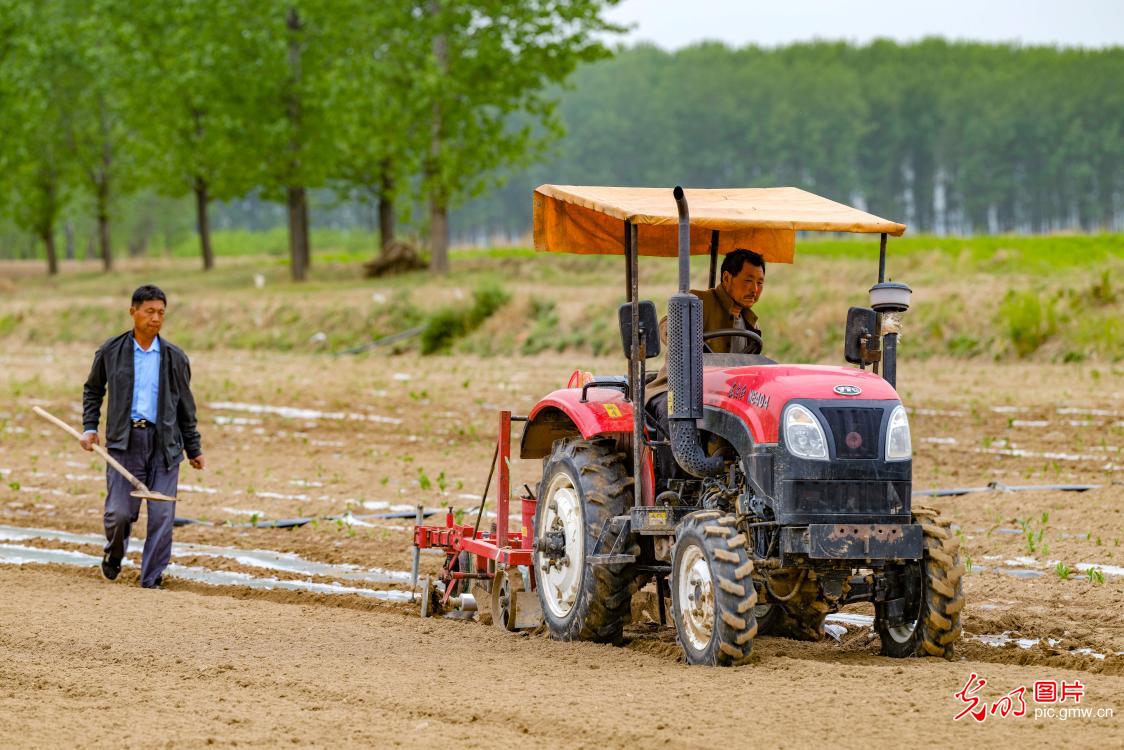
[603,0,1124,49]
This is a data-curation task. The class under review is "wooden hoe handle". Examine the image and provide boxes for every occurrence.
[31,406,152,494]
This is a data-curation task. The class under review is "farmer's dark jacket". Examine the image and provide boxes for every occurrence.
[647,285,763,402]
[83,331,202,466]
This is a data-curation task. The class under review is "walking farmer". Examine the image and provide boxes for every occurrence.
[80,285,204,588]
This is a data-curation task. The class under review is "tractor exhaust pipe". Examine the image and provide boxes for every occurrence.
[666,186,722,478]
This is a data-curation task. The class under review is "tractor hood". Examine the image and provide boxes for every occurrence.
[703,364,899,444]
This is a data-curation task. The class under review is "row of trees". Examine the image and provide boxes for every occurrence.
[457,39,1124,239]
[0,0,620,277]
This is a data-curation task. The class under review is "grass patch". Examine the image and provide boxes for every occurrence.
[420,282,511,354]
[2,233,1121,362]
[999,291,1058,358]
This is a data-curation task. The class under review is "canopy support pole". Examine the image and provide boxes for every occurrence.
[625,220,643,510]
[873,232,888,375]
[878,232,887,283]
[708,230,719,288]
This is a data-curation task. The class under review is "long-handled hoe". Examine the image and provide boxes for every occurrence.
[32,406,177,502]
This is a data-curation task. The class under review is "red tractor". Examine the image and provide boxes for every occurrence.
[418,185,965,666]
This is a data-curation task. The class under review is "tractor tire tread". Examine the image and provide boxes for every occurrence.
[536,438,638,645]
[877,509,965,659]
[671,512,758,666]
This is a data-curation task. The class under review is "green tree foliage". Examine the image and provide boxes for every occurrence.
[4,16,1120,274]
[0,0,621,278]
[417,0,622,273]
[329,1,428,254]
[458,40,1124,238]
[106,0,268,270]
[0,1,74,274]
[56,0,136,271]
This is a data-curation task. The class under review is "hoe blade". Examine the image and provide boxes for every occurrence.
[130,490,178,502]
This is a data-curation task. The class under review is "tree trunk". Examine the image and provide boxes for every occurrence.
[427,0,449,274]
[42,229,58,275]
[285,7,311,279]
[300,191,311,271]
[287,185,309,281]
[97,208,112,271]
[195,176,214,271]
[378,164,396,254]
[429,195,449,274]
[64,221,75,260]
[94,99,114,271]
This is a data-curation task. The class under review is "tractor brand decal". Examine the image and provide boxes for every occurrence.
[727,382,770,410]
[648,510,668,526]
[603,403,622,418]
[834,384,863,396]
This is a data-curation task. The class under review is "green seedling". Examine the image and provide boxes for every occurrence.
[1016,514,1049,557]
[1086,567,1105,585]
[1054,562,1070,580]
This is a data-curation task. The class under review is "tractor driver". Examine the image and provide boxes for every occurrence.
[646,248,766,487]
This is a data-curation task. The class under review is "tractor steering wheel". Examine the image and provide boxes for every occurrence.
[702,328,764,354]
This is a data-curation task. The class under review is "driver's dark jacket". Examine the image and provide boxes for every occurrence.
[646,285,762,402]
[82,331,202,468]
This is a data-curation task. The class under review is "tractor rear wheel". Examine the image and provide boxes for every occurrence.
[534,438,637,643]
[876,507,966,658]
[670,511,758,666]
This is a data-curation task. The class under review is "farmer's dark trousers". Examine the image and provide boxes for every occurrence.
[104,426,179,588]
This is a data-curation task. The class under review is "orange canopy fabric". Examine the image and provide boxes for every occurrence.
[533,185,906,264]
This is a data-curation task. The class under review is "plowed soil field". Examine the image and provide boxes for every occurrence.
[2,344,1122,749]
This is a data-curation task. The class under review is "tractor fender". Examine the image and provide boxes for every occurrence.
[519,388,633,459]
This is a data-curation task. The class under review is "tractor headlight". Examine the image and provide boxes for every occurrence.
[783,404,828,461]
[886,405,912,461]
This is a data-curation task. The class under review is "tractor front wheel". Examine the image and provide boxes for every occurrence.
[670,511,758,666]
[876,507,966,658]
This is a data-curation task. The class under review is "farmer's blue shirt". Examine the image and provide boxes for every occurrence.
[131,336,160,422]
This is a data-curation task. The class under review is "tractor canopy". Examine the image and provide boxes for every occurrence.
[533,185,906,263]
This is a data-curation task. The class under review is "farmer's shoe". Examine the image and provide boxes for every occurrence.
[100,555,121,581]
[142,575,164,590]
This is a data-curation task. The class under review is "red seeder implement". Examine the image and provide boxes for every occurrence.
[413,410,542,630]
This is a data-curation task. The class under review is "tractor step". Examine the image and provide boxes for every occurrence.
[588,553,637,565]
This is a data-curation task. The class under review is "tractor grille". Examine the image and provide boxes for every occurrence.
[789,480,910,516]
[820,407,882,459]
